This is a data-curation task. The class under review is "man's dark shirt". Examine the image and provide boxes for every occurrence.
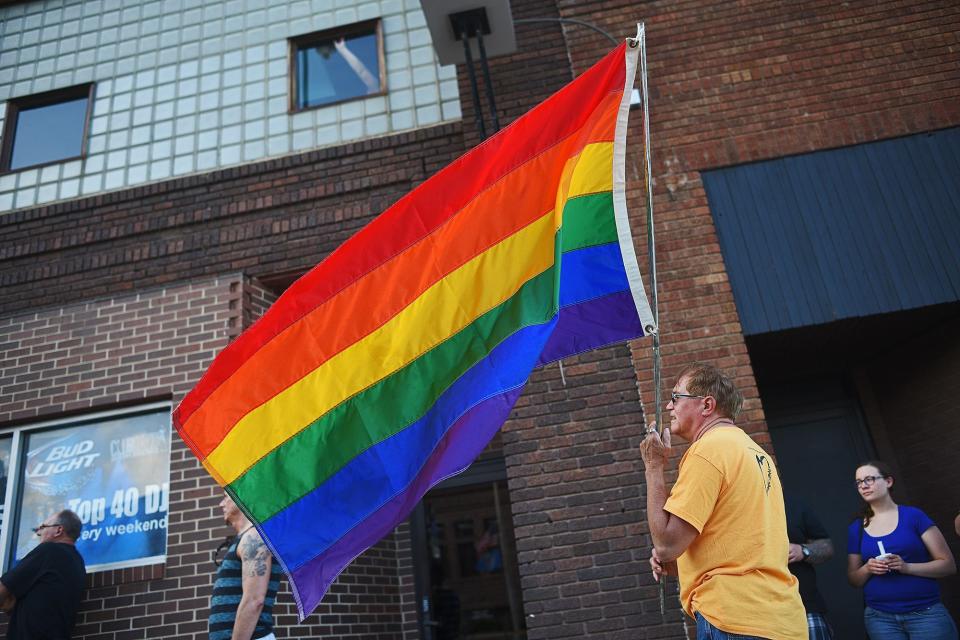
[0,541,86,640]
[785,496,829,614]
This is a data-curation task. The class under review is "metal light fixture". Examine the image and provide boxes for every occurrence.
[421,0,517,66]
[421,0,517,139]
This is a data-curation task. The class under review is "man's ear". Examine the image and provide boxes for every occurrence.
[701,396,716,416]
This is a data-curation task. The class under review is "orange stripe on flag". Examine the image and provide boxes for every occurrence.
[180,93,621,457]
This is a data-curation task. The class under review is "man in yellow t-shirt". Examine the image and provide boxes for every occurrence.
[640,363,806,639]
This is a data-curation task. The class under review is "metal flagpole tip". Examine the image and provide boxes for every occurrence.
[627,22,644,48]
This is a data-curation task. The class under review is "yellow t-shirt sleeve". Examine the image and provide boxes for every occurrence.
[664,453,723,533]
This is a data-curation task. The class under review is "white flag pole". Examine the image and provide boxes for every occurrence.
[629,21,667,617]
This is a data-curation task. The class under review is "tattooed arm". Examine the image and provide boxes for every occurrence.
[233,530,272,640]
[789,537,834,564]
[787,501,834,565]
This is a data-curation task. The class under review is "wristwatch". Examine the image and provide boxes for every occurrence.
[801,545,811,561]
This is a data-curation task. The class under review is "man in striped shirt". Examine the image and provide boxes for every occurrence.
[209,493,282,640]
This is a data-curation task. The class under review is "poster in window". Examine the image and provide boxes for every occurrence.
[14,410,171,570]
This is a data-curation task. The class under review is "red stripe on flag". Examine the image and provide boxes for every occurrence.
[173,44,626,444]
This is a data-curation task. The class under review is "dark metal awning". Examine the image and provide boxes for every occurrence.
[703,127,960,336]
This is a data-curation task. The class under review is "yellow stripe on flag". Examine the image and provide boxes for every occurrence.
[206,141,614,485]
[555,142,614,222]
[207,211,556,483]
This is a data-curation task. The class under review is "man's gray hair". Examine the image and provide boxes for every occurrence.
[55,509,83,541]
[677,362,744,420]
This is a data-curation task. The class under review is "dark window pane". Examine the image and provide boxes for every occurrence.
[453,518,473,538]
[457,541,477,577]
[10,96,88,170]
[297,30,380,109]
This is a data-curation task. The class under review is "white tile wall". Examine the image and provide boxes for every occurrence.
[0,0,462,212]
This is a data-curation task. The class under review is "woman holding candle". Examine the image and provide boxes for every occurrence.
[847,460,957,639]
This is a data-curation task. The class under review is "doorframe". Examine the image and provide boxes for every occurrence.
[410,456,509,639]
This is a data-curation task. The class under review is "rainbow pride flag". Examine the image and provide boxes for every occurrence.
[174,41,653,617]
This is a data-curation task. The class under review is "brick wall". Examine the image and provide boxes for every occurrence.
[551,0,960,435]
[240,278,279,340]
[0,277,236,424]
[0,122,464,317]
[551,0,960,446]
[503,345,687,639]
[0,278,407,639]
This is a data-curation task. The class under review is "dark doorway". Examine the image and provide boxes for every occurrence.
[747,304,960,634]
[764,379,874,640]
[412,450,525,640]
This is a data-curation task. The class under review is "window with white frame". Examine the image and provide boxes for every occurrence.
[0,404,171,572]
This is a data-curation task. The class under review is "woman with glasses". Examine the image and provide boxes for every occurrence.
[847,460,958,639]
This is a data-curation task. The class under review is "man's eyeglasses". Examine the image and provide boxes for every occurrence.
[670,392,703,403]
[855,475,888,488]
[32,523,61,535]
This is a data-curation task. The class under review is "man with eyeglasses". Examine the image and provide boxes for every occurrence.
[0,510,86,640]
[209,492,282,640]
[640,363,805,640]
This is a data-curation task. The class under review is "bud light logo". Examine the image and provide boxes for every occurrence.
[25,439,100,497]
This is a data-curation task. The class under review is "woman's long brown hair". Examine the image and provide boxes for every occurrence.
[854,460,895,527]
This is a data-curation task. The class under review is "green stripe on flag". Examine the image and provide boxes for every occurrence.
[232,193,619,522]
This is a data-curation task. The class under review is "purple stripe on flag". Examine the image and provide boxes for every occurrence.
[538,290,643,365]
[285,289,642,617]
[288,385,524,619]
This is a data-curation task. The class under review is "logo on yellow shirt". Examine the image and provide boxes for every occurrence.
[749,447,773,495]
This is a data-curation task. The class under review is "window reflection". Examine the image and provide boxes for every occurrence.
[294,23,382,109]
[8,96,89,170]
